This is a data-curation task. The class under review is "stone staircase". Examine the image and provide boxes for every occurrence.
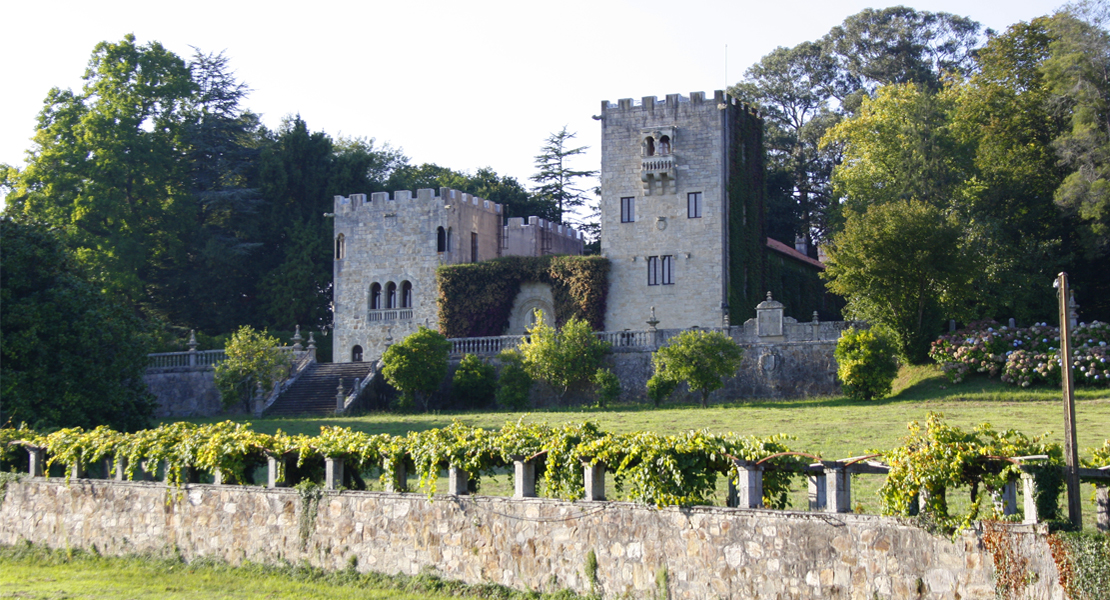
[264,362,375,416]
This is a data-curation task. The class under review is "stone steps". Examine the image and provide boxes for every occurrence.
[265,362,374,416]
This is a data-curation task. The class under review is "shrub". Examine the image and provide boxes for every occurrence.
[930,320,1110,388]
[451,354,497,409]
[215,326,287,410]
[381,326,451,412]
[647,329,744,408]
[517,311,609,402]
[495,350,533,410]
[591,368,621,409]
[835,326,899,401]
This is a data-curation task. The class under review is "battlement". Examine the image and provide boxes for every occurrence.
[333,187,502,216]
[504,216,583,241]
[601,90,761,118]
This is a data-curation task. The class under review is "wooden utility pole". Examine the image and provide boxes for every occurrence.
[1057,272,1082,528]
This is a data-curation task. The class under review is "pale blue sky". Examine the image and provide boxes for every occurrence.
[2,0,1066,207]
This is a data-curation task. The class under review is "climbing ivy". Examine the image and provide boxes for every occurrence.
[436,255,609,338]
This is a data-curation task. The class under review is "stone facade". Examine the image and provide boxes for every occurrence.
[0,479,1064,599]
[143,368,230,418]
[600,91,758,331]
[332,188,583,362]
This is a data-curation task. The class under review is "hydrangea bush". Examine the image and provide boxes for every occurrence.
[930,320,1110,387]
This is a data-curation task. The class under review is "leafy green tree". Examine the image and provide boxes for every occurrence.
[381,326,451,412]
[0,218,155,431]
[214,326,287,410]
[530,127,597,226]
[591,367,621,409]
[451,354,497,409]
[517,311,608,402]
[834,327,900,401]
[495,350,533,410]
[822,200,978,363]
[2,35,196,309]
[647,330,744,408]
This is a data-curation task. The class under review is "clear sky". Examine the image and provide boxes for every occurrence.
[2,0,1065,206]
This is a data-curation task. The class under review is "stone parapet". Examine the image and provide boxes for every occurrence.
[0,479,1062,599]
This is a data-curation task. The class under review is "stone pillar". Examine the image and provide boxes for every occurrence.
[212,467,224,486]
[140,459,161,482]
[823,462,850,513]
[112,457,127,481]
[187,329,198,367]
[307,332,317,363]
[267,455,288,488]
[28,448,45,477]
[998,480,1018,516]
[733,460,763,509]
[384,459,407,493]
[70,462,86,480]
[336,379,346,411]
[325,457,344,490]
[1022,473,1039,524]
[292,325,303,351]
[808,473,827,511]
[514,459,536,498]
[1094,484,1108,532]
[584,462,606,501]
[253,382,266,417]
[448,465,469,495]
[755,292,784,338]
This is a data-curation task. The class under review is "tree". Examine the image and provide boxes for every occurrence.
[646,330,744,408]
[2,35,196,309]
[452,353,497,409]
[517,311,608,402]
[834,327,900,400]
[0,218,155,431]
[822,200,978,363]
[530,127,598,226]
[214,326,287,410]
[495,350,533,410]
[381,326,451,412]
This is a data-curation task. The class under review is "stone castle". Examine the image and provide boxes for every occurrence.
[333,90,825,362]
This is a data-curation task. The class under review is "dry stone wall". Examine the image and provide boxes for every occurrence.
[0,479,1063,599]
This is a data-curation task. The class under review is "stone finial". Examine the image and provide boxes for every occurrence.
[307,331,316,350]
[766,291,773,302]
[812,311,820,324]
[187,330,198,352]
[292,325,303,351]
[647,307,660,331]
[385,327,394,348]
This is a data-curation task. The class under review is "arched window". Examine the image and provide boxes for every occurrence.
[369,283,382,310]
[401,281,413,308]
[386,282,397,309]
[335,233,345,260]
[352,345,363,362]
[436,227,446,252]
[644,137,655,156]
[659,135,671,155]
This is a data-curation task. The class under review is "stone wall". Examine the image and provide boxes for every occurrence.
[503,217,584,257]
[143,368,233,418]
[0,479,1063,599]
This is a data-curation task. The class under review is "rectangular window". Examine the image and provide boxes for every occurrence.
[687,192,702,218]
[471,232,478,263]
[621,197,635,223]
[647,255,674,286]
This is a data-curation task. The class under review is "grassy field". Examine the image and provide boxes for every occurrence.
[0,545,581,600]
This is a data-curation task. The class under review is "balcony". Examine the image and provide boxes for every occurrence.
[367,309,413,322]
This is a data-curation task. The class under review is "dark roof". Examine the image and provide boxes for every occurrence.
[765,238,825,270]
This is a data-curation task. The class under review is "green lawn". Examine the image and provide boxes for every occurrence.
[0,545,580,600]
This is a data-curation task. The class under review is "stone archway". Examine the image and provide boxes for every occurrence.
[506,282,556,335]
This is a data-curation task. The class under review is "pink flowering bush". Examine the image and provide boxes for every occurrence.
[930,320,1110,388]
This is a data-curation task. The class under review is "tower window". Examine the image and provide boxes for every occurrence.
[386,282,397,309]
[621,197,635,223]
[352,345,363,362]
[401,281,413,308]
[688,192,702,218]
[648,255,674,286]
[369,283,382,310]
[644,137,655,156]
[659,135,671,155]
[436,226,446,252]
[471,232,479,263]
[335,233,345,259]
